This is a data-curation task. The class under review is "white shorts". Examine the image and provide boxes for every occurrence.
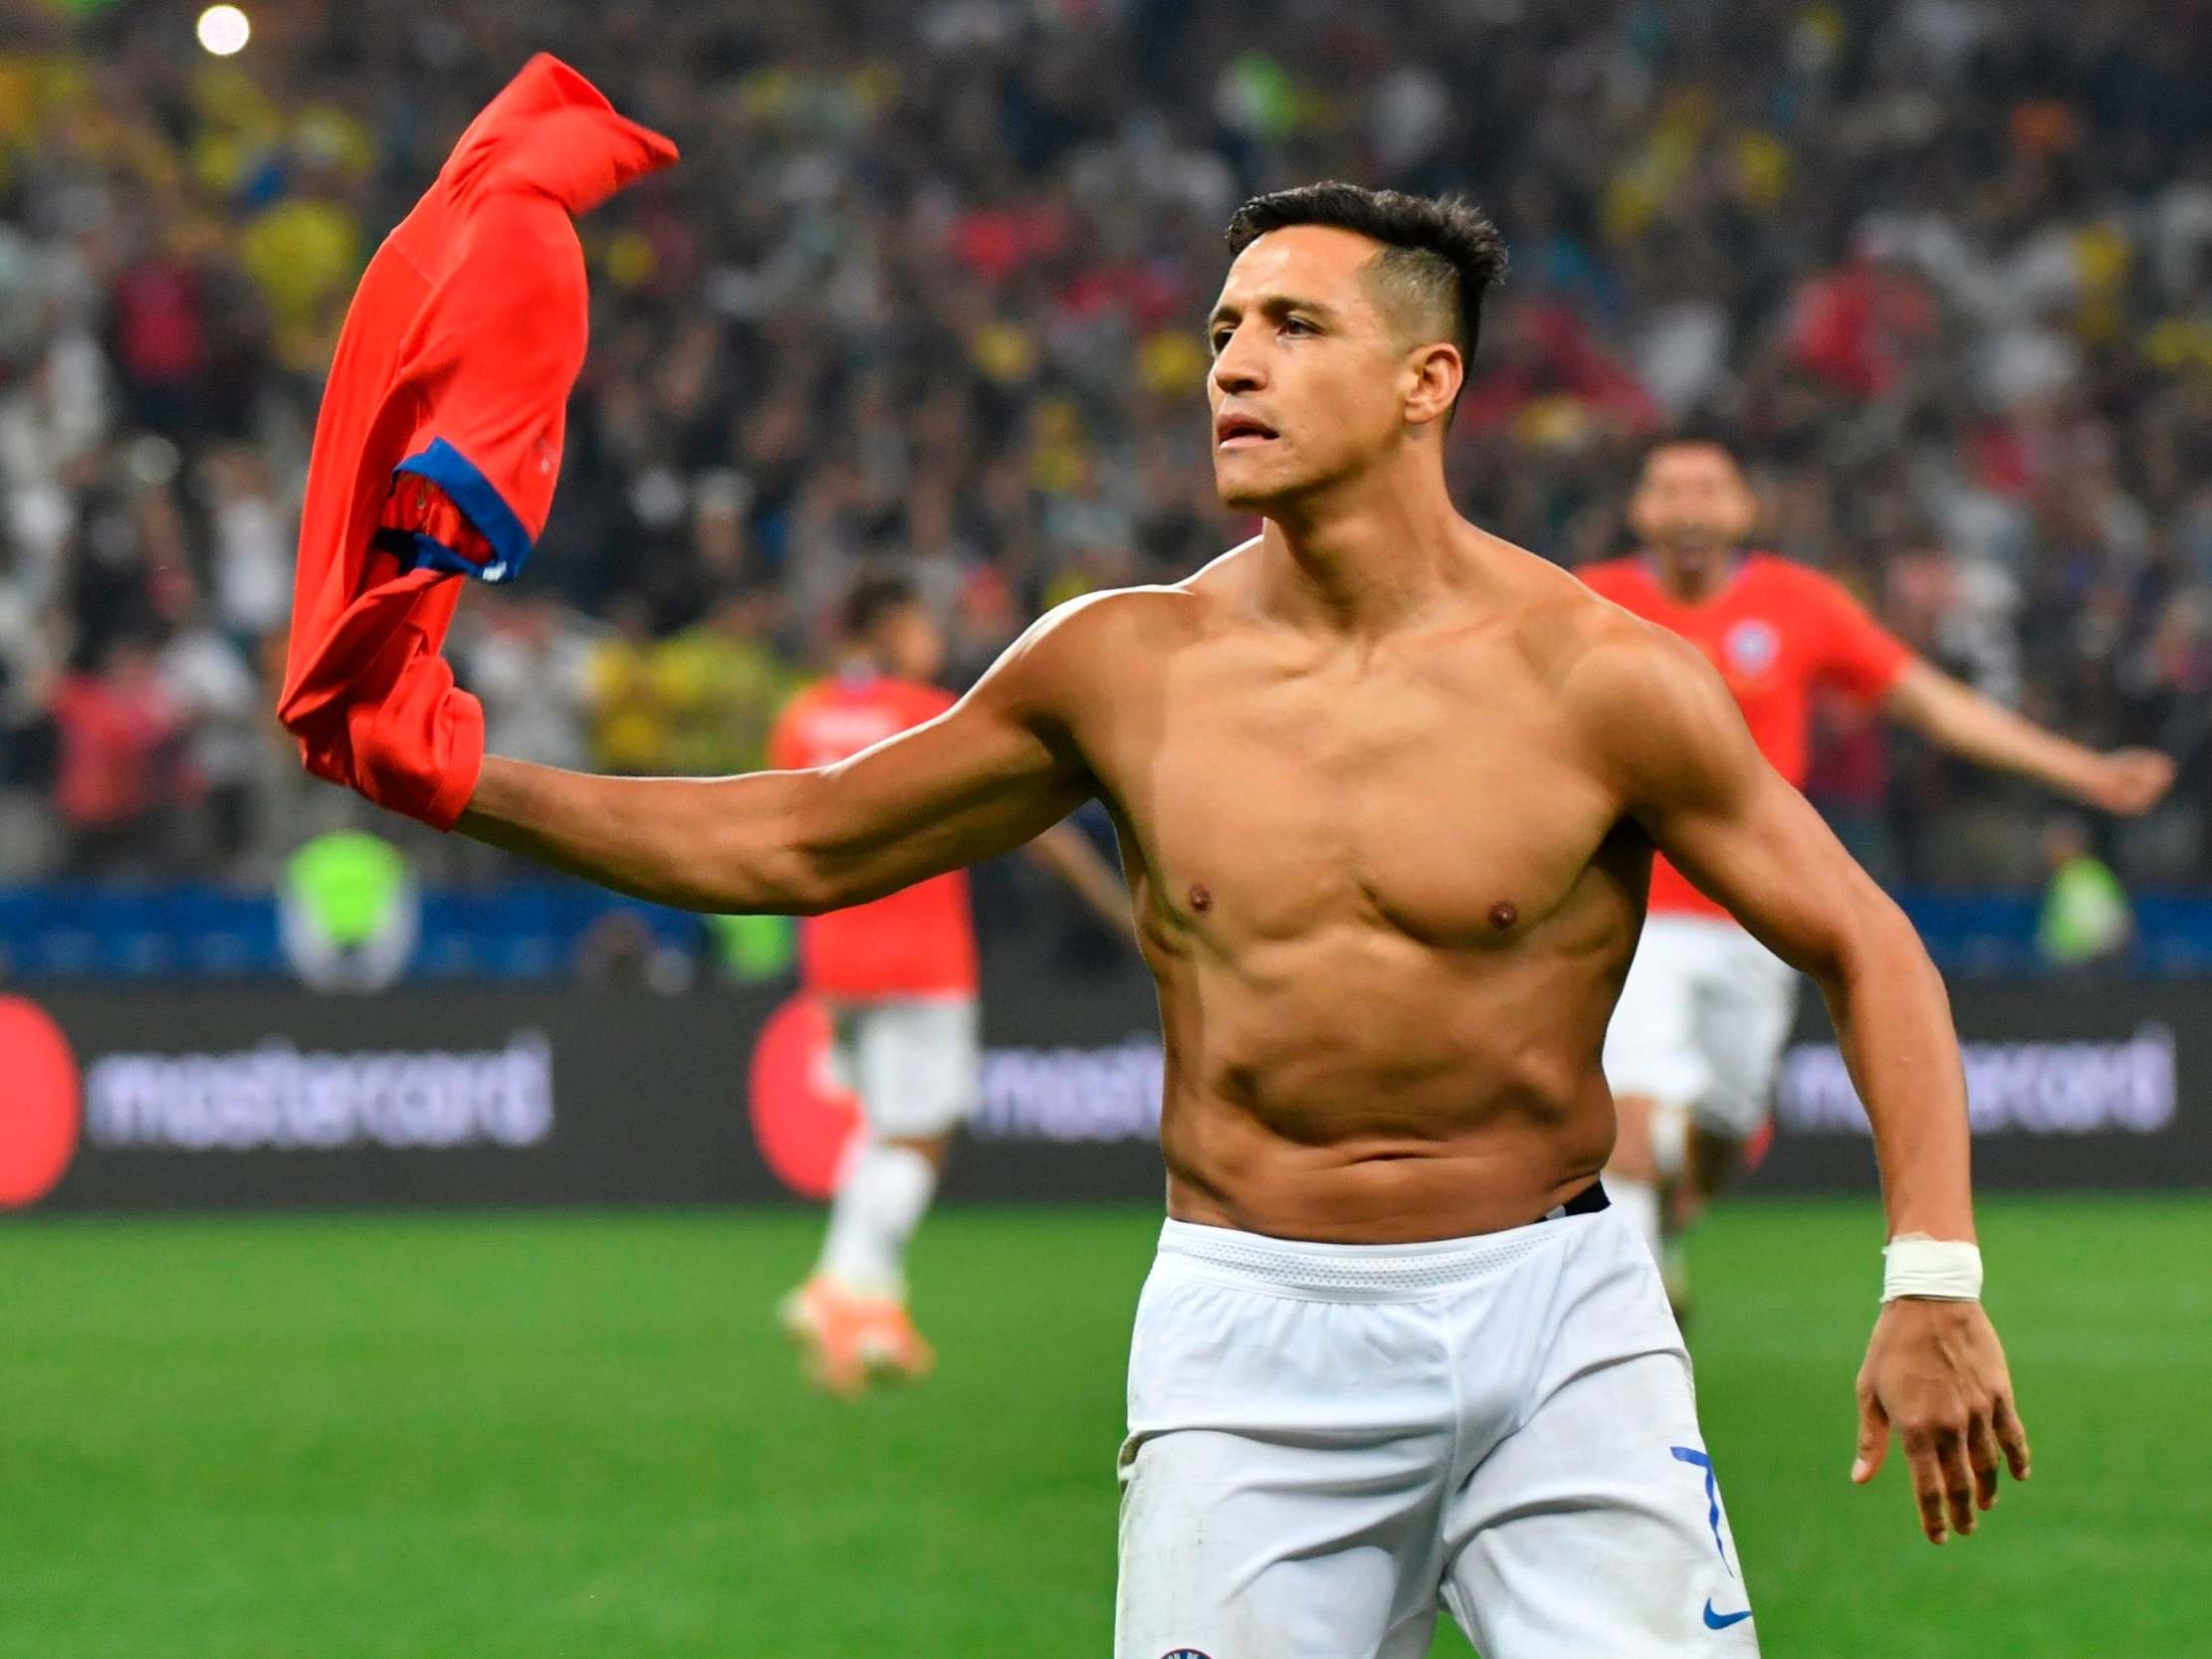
[824,996,981,1140]
[1603,914,1801,1140]
[1116,1203,1757,1659]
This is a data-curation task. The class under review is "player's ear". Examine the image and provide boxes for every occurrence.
[1403,342,1461,430]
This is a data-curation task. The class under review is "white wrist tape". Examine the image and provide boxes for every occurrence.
[1882,1234,1983,1302]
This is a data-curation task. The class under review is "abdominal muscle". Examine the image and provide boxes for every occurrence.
[1150,928,1624,1243]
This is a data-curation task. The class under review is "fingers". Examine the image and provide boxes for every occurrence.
[1937,1428,1977,1537]
[1968,1412,2002,1512]
[2091,754,2163,813]
[1993,1392,2032,1483]
[1904,1428,1950,1544]
[1910,1400,2018,1543]
[1851,1386,1888,1484]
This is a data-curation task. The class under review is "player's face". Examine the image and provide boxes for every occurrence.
[875,603,946,683]
[1205,227,1426,512]
[1629,445,1757,568]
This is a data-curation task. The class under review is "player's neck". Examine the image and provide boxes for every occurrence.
[1254,463,1483,638]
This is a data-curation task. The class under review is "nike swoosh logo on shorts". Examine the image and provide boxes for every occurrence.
[1702,1598,1753,1630]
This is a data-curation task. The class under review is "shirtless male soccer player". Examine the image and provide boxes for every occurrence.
[441,184,2028,1657]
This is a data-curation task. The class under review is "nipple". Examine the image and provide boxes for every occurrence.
[1488,900,1518,932]
[1189,883,1213,915]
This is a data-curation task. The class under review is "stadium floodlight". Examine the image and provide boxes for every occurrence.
[195,5,250,56]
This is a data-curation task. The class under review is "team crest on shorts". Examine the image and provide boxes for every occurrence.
[1160,1651,1213,1658]
[1724,619,1779,674]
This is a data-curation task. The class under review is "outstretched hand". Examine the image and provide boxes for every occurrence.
[2084,748,2176,816]
[1853,1298,2030,1544]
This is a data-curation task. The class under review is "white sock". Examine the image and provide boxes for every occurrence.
[1650,1101,1690,1182]
[818,1142,938,1302]
[1609,1174,1663,1262]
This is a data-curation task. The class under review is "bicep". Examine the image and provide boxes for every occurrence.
[797,697,1092,903]
[1597,631,1891,978]
[789,622,1098,906]
[1639,751,1889,978]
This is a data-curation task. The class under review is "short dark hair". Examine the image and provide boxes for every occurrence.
[1224,182,1508,366]
[843,571,920,641]
[1639,425,1744,480]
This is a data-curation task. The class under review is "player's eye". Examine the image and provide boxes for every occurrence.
[1209,327,1233,353]
[1282,316,1317,335]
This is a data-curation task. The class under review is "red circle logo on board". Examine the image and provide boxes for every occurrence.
[747,994,863,1199]
[0,996,81,1208]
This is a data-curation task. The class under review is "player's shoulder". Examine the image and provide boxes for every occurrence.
[1541,600,1748,797]
[1541,572,1732,730]
[1021,540,1255,658]
[1014,573,1213,660]
[1475,539,1687,699]
[1504,544,1663,661]
[972,567,1218,716]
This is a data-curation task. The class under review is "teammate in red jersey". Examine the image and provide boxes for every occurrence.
[771,574,1129,1394]
[1582,437,2174,1308]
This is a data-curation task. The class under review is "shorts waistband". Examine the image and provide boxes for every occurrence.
[1153,1181,1610,1303]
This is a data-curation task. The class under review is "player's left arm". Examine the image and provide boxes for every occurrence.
[1882,661,2174,814]
[1571,620,2031,1546]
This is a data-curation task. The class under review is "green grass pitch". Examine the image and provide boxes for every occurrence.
[3,1196,2206,1657]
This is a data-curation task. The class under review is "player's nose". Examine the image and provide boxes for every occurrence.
[1211,336,1266,396]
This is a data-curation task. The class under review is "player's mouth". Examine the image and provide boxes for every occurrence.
[1215,411,1278,450]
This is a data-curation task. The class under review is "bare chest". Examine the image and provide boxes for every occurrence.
[1093,640,1621,948]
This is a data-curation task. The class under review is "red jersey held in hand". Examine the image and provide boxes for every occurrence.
[769,673,980,1000]
[276,54,676,829]
[1578,552,1912,921]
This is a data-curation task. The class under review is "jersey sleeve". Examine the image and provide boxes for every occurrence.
[1807,572,1913,704]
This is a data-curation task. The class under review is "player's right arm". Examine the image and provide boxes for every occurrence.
[1881,661,2174,814]
[1803,565,2174,814]
[456,600,1105,915]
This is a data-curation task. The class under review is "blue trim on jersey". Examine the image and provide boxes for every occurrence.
[390,437,534,584]
[372,528,489,582]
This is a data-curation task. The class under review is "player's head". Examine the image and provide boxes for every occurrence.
[1211,183,1506,513]
[1629,434,1759,574]
[843,572,944,683]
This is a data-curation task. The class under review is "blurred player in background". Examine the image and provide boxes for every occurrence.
[1582,436,2176,1313]
[769,573,1128,1395]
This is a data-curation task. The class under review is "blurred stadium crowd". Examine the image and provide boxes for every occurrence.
[2,0,2210,894]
